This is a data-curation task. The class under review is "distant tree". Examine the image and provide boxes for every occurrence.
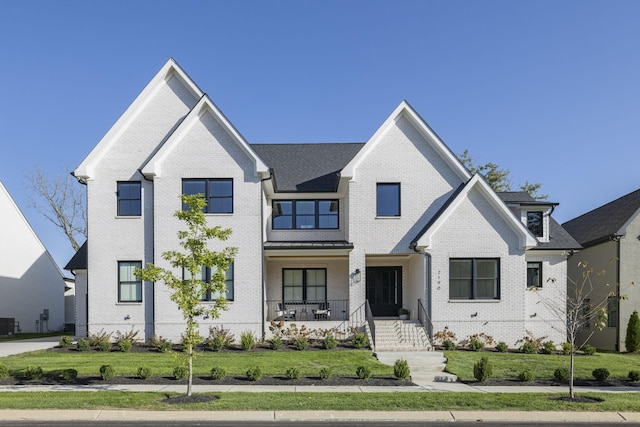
[135,194,236,397]
[25,166,87,251]
[459,150,548,200]
[625,311,640,353]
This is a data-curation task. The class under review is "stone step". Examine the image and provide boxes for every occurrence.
[375,350,458,384]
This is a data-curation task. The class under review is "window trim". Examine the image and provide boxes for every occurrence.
[118,261,143,303]
[526,262,542,288]
[272,200,339,230]
[376,183,401,217]
[117,181,142,217]
[449,258,500,300]
[182,178,234,214]
[282,268,327,303]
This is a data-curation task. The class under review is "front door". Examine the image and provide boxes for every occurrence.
[366,267,402,317]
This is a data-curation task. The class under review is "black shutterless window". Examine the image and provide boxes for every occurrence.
[117,182,141,216]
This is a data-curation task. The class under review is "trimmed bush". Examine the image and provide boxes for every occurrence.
[626,310,640,352]
[554,367,570,381]
[25,365,43,380]
[322,334,338,350]
[61,368,77,381]
[118,339,133,353]
[629,370,640,382]
[521,342,537,354]
[319,367,332,380]
[76,338,90,352]
[351,333,369,349]
[137,366,152,380]
[210,367,226,380]
[173,365,188,380]
[285,367,301,380]
[469,338,484,352]
[541,341,556,355]
[473,356,493,382]
[294,337,309,351]
[208,336,225,352]
[561,342,573,355]
[98,340,112,352]
[0,364,9,379]
[582,344,597,355]
[58,336,73,348]
[246,367,262,381]
[442,339,456,351]
[495,342,509,353]
[269,336,283,350]
[355,366,371,380]
[240,330,256,351]
[158,339,173,353]
[592,368,610,381]
[393,359,410,380]
[99,365,115,380]
[518,370,535,382]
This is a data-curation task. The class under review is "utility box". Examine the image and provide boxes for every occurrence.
[0,318,15,336]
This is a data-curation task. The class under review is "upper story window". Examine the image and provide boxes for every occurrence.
[376,183,401,217]
[183,263,234,301]
[449,258,500,300]
[117,182,141,216]
[118,261,142,303]
[527,262,542,288]
[527,211,543,237]
[182,179,233,214]
[272,200,339,230]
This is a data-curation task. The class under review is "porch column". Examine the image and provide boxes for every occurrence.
[349,249,366,317]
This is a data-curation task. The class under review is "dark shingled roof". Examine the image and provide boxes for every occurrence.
[562,189,640,248]
[264,241,354,250]
[64,241,87,270]
[251,143,365,192]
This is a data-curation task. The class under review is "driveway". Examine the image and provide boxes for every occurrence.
[0,336,60,357]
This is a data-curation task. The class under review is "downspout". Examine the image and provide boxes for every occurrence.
[140,170,155,339]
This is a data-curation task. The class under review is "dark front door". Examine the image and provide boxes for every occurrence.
[366,266,402,317]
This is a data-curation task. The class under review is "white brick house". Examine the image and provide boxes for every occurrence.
[66,59,580,347]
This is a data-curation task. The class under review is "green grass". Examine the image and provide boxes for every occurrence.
[445,350,640,381]
[0,391,638,411]
[0,349,390,378]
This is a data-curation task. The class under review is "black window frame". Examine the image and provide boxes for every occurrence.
[526,262,542,288]
[272,200,339,230]
[449,258,500,300]
[182,178,233,214]
[607,296,618,328]
[282,268,327,303]
[183,262,234,302]
[117,181,142,216]
[527,211,544,237]
[118,261,143,303]
[376,183,401,217]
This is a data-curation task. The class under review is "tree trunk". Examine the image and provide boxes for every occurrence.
[187,344,193,397]
[569,350,575,399]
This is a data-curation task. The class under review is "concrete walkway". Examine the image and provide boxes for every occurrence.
[0,336,61,357]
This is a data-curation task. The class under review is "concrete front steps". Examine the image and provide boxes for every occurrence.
[371,319,431,352]
[375,351,458,384]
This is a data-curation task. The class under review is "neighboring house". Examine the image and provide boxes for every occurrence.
[0,181,65,334]
[66,58,579,348]
[563,189,640,352]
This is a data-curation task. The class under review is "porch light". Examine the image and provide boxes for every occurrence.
[354,269,361,283]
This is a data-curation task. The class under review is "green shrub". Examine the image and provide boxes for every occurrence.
[592,368,610,381]
[582,344,597,355]
[208,336,225,352]
[319,367,332,380]
[240,330,256,351]
[25,365,43,380]
[322,334,338,349]
[269,336,283,350]
[468,338,484,352]
[210,367,226,380]
[61,368,77,381]
[561,342,573,355]
[285,367,301,380]
[99,365,115,380]
[521,342,537,354]
[518,370,535,382]
[554,367,570,381]
[136,366,152,379]
[173,365,188,380]
[541,341,556,355]
[473,356,492,382]
[98,340,112,352]
[0,364,9,379]
[207,326,234,349]
[76,338,90,352]
[442,339,456,351]
[629,370,640,382]
[495,342,508,353]
[58,336,73,348]
[158,338,173,353]
[626,310,640,352]
[246,367,262,381]
[393,359,410,380]
[351,332,369,349]
[118,339,133,353]
[294,337,309,351]
[355,366,371,380]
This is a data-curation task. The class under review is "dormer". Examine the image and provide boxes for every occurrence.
[497,192,558,243]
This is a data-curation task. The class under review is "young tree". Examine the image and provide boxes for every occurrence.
[25,166,87,251]
[135,194,236,397]
[625,310,640,353]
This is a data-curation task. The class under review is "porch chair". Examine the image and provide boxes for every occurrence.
[313,302,331,320]
[276,302,296,321]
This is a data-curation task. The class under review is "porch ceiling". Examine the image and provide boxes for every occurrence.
[264,241,353,257]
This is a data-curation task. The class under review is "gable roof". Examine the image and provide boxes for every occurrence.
[412,174,538,250]
[562,188,640,247]
[342,100,471,182]
[74,58,203,182]
[64,241,87,271]
[251,143,364,192]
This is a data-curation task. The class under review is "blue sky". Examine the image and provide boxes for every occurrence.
[1,1,639,270]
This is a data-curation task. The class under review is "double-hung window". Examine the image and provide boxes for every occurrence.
[182,179,233,213]
[449,258,500,300]
[118,261,142,302]
[183,263,234,301]
[282,268,326,303]
[527,262,542,288]
[376,183,401,217]
[117,182,141,216]
[272,200,338,229]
